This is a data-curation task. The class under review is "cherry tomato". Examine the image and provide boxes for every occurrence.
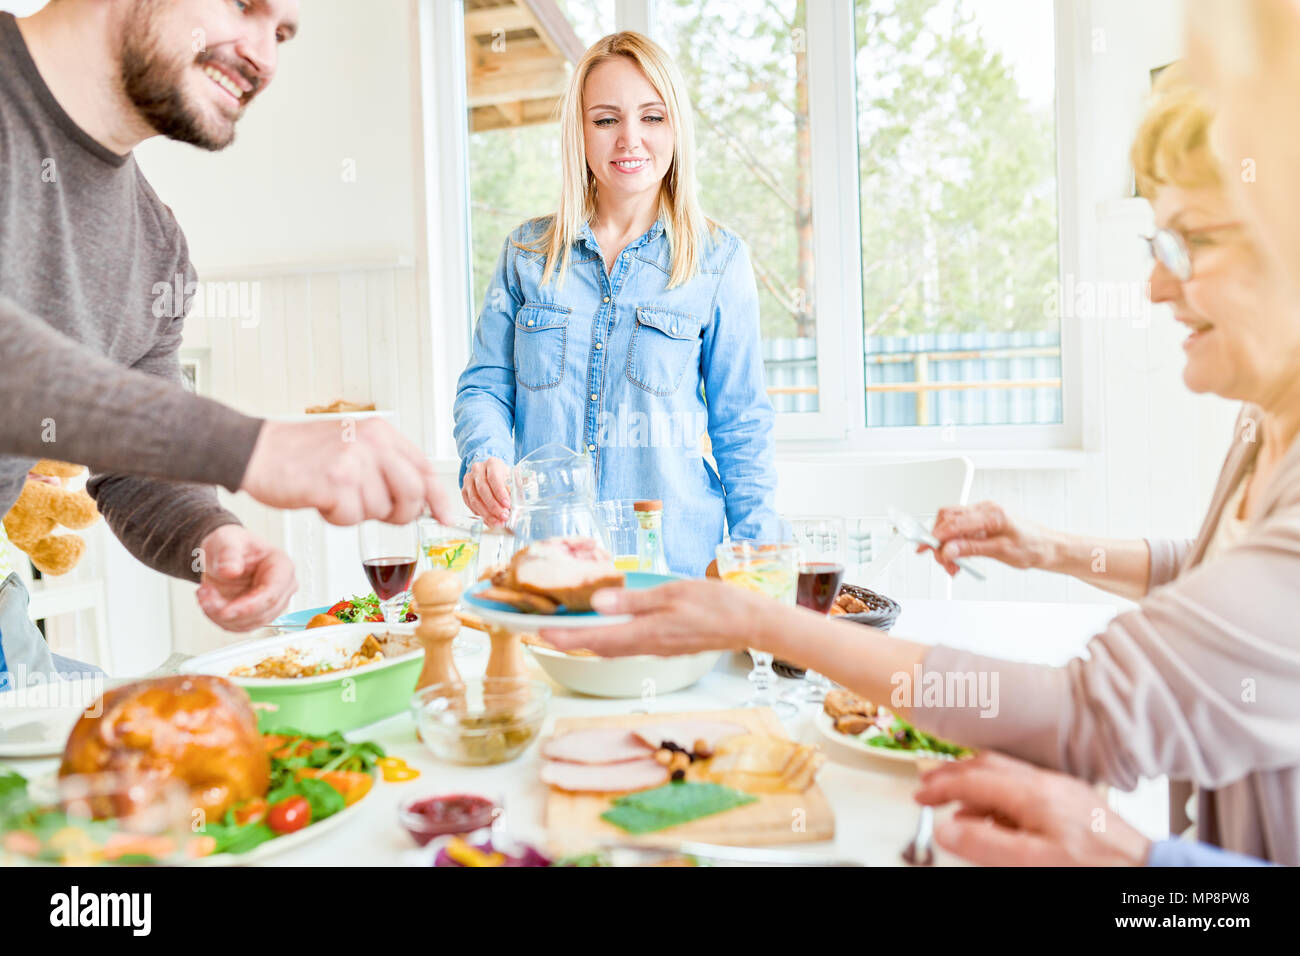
[267,795,312,834]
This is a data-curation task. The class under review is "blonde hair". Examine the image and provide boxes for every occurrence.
[1130,63,1224,200]
[526,31,712,288]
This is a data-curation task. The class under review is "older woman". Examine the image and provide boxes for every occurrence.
[453,32,781,576]
[543,65,1300,864]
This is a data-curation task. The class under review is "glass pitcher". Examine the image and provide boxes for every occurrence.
[508,444,609,554]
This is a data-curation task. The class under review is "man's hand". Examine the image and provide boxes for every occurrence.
[239,419,454,526]
[195,525,297,632]
[913,751,1152,866]
[461,456,512,527]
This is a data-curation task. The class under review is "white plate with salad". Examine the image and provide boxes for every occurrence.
[813,707,970,764]
[272,594,416,631]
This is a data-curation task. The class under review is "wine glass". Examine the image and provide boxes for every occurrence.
[358,520,418,626]
[715,541,801,721]
[792,561,845,702]
[788,516,848,702]
[418,515,486,657]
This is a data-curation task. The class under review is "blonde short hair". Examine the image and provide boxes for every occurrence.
[1131,63,1223,200]
[527,31,712,289]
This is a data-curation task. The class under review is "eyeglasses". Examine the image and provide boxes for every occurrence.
[1142,222,1245,282]
[1142,228,1193,281]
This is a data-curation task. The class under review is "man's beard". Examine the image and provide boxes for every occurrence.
[119,8,248,151]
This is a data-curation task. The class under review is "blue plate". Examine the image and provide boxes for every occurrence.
[462,571,679,629]
[271,605,329,630]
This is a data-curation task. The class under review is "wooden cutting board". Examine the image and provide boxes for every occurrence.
[543,708,835,848]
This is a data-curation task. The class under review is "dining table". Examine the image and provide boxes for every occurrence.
[264,596,1117,866]
[3,597,1119,866]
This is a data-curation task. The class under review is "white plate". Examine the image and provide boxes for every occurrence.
[0,678,114,758]
[813,707,937,765]
[191,786,372,867]
[9,768,374,867]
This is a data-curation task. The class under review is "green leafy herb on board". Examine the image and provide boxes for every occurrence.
[601,781,757,835]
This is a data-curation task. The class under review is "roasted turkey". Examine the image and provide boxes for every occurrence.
[59,674,270,821]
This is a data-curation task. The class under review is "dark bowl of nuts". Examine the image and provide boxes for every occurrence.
[829,583,902,631]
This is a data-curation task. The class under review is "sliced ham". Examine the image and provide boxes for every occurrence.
[540,757,669,793]
[541,728,654,764]
[632,720,748,753]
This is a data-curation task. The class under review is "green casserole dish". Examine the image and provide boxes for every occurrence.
[182,622,423,734]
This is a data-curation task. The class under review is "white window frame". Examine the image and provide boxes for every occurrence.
[421,0,1089,457]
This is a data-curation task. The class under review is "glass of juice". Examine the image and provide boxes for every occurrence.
[419,516,484,587]
[596,500,641,572]
[358,520,418,625]
[715,541,801,721]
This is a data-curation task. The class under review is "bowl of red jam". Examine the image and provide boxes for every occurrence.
[398,793,498,847]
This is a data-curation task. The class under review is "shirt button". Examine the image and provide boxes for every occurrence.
[526,319,535,327]
[595,342,603,350]
[622,251,629,259]
[602,296,610,303]
[671,325,678,335]
[590,393,598,401]
[587,443,596,452]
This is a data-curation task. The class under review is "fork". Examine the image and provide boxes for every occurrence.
[901,805,935,865]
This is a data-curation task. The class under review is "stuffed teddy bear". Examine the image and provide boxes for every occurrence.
[1,460,99,576]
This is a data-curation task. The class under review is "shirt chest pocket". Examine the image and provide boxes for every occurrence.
[626,307,702,396]
[513,303,570,390]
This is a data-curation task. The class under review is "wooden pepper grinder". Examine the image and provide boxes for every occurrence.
[485,622,533,714]
[411,569,464,697]
[485,623,529,685]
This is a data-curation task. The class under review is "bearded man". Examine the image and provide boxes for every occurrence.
[0,0,450,684]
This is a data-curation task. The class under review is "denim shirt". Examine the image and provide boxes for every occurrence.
[453,217,781,576]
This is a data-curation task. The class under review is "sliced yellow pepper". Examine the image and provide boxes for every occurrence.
[378,756,421,782]
[446,836,505,867]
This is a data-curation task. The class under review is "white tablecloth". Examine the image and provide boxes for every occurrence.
[263,597,1119,866]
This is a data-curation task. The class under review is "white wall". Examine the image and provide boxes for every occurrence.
[134,0,422,273]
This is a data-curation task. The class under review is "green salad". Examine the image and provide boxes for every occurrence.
[863,715,970,758]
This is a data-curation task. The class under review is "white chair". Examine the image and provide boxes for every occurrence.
[774,457,973,589]
[25,576,112,674]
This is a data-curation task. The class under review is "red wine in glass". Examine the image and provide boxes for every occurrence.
[797,562,845,615]
[363,556,417,601]
[775,563,846,681]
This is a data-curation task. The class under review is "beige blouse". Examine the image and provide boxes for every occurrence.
[914,405,1300,863]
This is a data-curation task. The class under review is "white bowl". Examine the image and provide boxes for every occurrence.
[526,645,721,698]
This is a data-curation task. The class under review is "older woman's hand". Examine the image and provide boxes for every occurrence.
[914,751,1151,866]
[926,501,1054,576]
[539,578,777,657]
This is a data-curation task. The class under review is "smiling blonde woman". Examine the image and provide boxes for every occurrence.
[454,32,782,575]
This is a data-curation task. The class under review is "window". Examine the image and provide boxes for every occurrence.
[658,0,818,412]
[439,0,1074,448]
[855,0,1061,428]
[464,0,614,307]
